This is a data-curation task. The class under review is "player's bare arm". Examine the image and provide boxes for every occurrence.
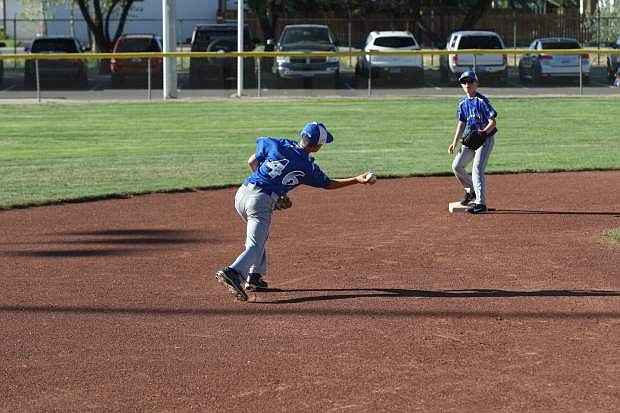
[449,121,466,154]
[247,154,259,172]
[480,117,496,135]
[326,172,376,190]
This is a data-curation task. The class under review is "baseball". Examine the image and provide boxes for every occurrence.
[366,172,377,185]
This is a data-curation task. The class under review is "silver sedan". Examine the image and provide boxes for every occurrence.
[519,37,591,83]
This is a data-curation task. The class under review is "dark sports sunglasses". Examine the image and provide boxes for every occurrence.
[459,78,476,84]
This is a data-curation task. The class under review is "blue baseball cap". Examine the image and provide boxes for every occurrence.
[300,121,334,145]
[459,70,478,83]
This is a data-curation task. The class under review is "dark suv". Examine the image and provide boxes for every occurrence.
[24,36,88,88]
[273,24,340,86]
[188,23,256,86]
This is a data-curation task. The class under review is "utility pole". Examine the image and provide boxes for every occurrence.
[162,0,177,99]
[237,0,244,97]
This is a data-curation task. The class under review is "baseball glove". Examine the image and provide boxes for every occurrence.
[461,130,487,150]
[274,195,292,211]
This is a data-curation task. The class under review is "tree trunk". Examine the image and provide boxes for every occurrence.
[459,0,493,30]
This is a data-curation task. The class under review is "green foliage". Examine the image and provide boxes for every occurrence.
[603,228,620,245]
[0,97,618,209]
[582,2,620,43]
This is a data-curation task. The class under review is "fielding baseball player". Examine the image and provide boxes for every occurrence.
[448,70,498,214]
[216,121,376,302]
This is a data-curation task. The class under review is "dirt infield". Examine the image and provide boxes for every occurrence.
[1,171,619,412]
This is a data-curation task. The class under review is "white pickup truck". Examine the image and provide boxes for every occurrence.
[440,31,508,83]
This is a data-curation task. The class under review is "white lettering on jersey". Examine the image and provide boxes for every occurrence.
[265,159,289,179]
[282,170,305,186]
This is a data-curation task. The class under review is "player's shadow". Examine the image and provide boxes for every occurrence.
[258,288,620,305]
[3,228,210,258]
[493,209,620,217]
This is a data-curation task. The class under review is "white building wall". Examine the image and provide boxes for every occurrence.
[4,0,221,43]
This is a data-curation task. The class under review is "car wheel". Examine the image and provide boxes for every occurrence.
[440,65,449,84]
[333,72,340,89]
[24,73,35,89]
[189,67,202,88]
[500,70,509,85]
[533,64,543,84]
[355,68,367,88]
[518,65,526,82]
[79,72,88,89]
[153,75,164,89]
[274,73,286,88]
[413,71,424,87]
[607,62,615,81]
[111,74,123,87]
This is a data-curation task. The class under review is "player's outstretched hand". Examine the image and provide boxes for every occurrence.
[448,143,457,155]
[358,171,377,185]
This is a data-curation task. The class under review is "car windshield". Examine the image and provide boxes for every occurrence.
[541,41,580,49]
[31,39,78,53]
[373,36,416,48]
[457,35,502,49]
[281,27,332,44]
[117,38,160,52]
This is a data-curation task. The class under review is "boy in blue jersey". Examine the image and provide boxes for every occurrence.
[448,70,497,214]
[216,121,376,301]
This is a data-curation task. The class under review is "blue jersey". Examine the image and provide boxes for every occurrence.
[244,138,331,196]
[457,92,498,136]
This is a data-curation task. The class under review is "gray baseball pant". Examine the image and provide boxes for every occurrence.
[230,183,278,277]
[452,135,495,205]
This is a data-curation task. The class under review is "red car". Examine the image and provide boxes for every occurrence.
[110,34,163,86]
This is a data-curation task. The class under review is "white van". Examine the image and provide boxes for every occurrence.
[440,30,507,83]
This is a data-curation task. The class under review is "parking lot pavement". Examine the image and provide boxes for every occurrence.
[1,67,617,101]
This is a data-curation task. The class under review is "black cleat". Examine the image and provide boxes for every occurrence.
[215,267,248,301]
[244,273,269,291]
[460,191,476,206]
[467,203,488,214]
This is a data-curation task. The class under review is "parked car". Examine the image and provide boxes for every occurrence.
[188,23,256,86]
[356,31,424,86]
[607,35,620,81]
[24,36,88,88]
[440,30,507,83]
[110,34,163,86]
[519,37,590,83]
[273,24,340,86]
[0,41,5,84]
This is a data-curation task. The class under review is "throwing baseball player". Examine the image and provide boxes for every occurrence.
[448,70,498,214]
[216,121,376,302]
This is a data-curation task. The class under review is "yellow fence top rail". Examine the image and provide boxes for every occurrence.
[1,48,619,60]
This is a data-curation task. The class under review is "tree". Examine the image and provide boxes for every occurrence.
[247,0,285,41]
[247,0,505,47]
[583,0,620,43]
[74,0,137,52]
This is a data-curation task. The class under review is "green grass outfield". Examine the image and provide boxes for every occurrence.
[0,97,618,209]
[603,228,620,245]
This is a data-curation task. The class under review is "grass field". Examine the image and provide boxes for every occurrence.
[0,97,618,209]
[603,228,620,244]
